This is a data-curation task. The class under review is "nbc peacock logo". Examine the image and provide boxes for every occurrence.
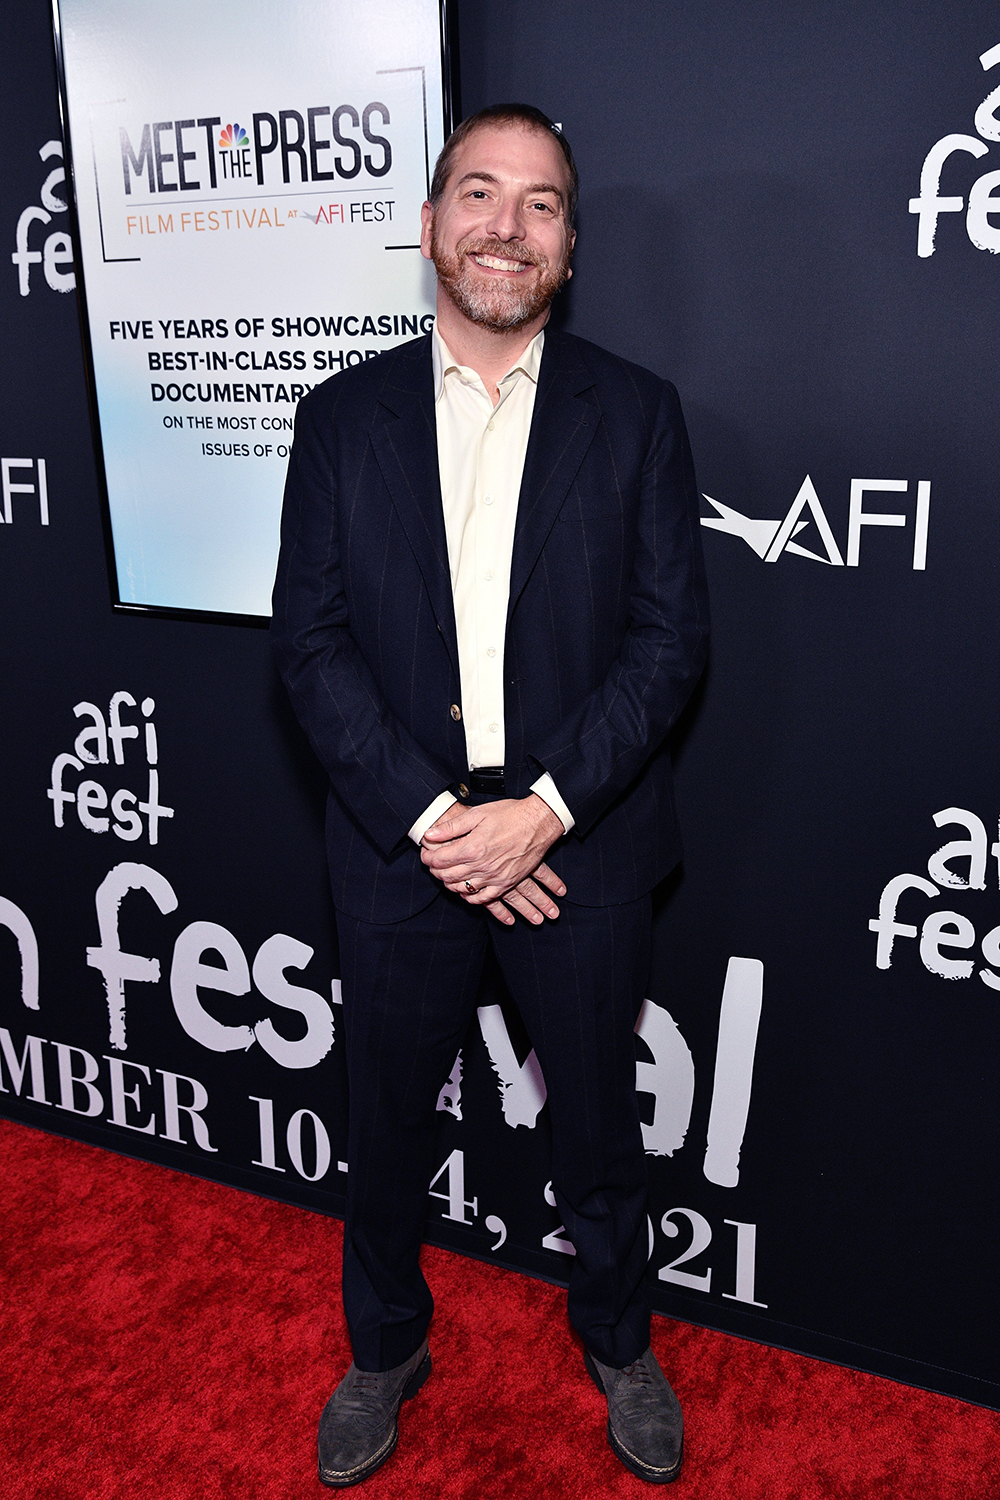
[217,123,249,151]
[216,123,252,181]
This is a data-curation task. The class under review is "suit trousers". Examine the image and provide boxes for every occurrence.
[336,879,653,1372]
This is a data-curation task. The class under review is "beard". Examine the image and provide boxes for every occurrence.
[431,230,571,332]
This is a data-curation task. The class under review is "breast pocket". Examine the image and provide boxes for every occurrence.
[556,488,629,532]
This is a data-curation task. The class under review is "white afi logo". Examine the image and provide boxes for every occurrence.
[910,41,1000,256]
[10,140,76,296]
[701,476,930,569]
[870,807,1000,989]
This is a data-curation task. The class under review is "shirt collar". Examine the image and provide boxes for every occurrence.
[432,324,545,403]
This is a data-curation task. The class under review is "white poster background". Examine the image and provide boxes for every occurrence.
[57,0,445,616]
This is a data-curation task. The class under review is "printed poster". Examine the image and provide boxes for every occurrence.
[55,0,447,617]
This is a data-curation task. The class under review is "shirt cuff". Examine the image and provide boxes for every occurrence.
[409,791,458,845]
[529,773,575,834]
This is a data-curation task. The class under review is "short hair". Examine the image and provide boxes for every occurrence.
[429,104,578,226]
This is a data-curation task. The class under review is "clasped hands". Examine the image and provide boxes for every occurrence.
[420,793,566,926]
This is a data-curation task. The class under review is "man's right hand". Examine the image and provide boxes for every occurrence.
[478,864,564,926]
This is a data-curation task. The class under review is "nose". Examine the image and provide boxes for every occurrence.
[483,192,525,243]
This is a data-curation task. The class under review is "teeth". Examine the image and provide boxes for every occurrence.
[473,254,527,271]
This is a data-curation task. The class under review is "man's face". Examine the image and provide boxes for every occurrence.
[420,123,575,334]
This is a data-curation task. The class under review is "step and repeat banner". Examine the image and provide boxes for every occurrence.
[3,0,1000,1410]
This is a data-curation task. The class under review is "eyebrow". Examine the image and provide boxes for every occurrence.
[455,171,565,203]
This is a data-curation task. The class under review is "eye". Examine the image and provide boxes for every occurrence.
[530,201,555,213]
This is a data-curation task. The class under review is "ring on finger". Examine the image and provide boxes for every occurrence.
[464,879,477,894]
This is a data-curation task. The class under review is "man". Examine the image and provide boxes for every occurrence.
[271,103,708,1487]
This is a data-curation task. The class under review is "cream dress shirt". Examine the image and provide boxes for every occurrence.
[408,326,575,844]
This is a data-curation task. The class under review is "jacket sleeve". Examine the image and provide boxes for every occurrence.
[527,380,709,837]
[270,393,454,857]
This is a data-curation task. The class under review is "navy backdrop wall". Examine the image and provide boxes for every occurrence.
[3,0,999,1408]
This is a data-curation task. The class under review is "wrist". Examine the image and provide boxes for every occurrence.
[527,792,564,840]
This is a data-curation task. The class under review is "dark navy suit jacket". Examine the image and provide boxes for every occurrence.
[271,328,709,922]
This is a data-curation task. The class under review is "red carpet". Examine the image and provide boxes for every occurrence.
[1,1118,998,1499]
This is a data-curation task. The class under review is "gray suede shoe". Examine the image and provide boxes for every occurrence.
[317,1341,432,1487]
[584,1346,683,1483]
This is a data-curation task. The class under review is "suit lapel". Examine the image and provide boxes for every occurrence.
[508,329,599,617]
[368,336,460,674]
[368,330,599,664]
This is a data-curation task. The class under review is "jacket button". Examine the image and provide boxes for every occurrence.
[458,783,470,798]
[450,704,462,721]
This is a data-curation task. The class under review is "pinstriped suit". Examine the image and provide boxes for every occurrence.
[271,328,708,1370]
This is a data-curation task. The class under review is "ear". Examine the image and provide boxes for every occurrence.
[420,201,434,260]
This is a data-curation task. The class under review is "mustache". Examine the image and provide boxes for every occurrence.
[458,237,544,267]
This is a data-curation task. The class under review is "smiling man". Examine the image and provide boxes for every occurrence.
[271,104,709,1487]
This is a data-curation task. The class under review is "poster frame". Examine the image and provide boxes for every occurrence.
[49,0,458,629]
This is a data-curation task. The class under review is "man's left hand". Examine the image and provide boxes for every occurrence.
[421,794,566,924]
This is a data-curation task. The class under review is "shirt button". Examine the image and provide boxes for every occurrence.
[484,570,494,581]
[483,494,493,506]
[487,420,495,431]
[488,722,499,733]
[450,704,462,722]
[486,647,496,658]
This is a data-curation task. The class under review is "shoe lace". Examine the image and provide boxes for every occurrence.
[338,1370,386,1416]
[621,1361,654,1388]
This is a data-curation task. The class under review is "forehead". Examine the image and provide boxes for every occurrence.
[444,122,570,197]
